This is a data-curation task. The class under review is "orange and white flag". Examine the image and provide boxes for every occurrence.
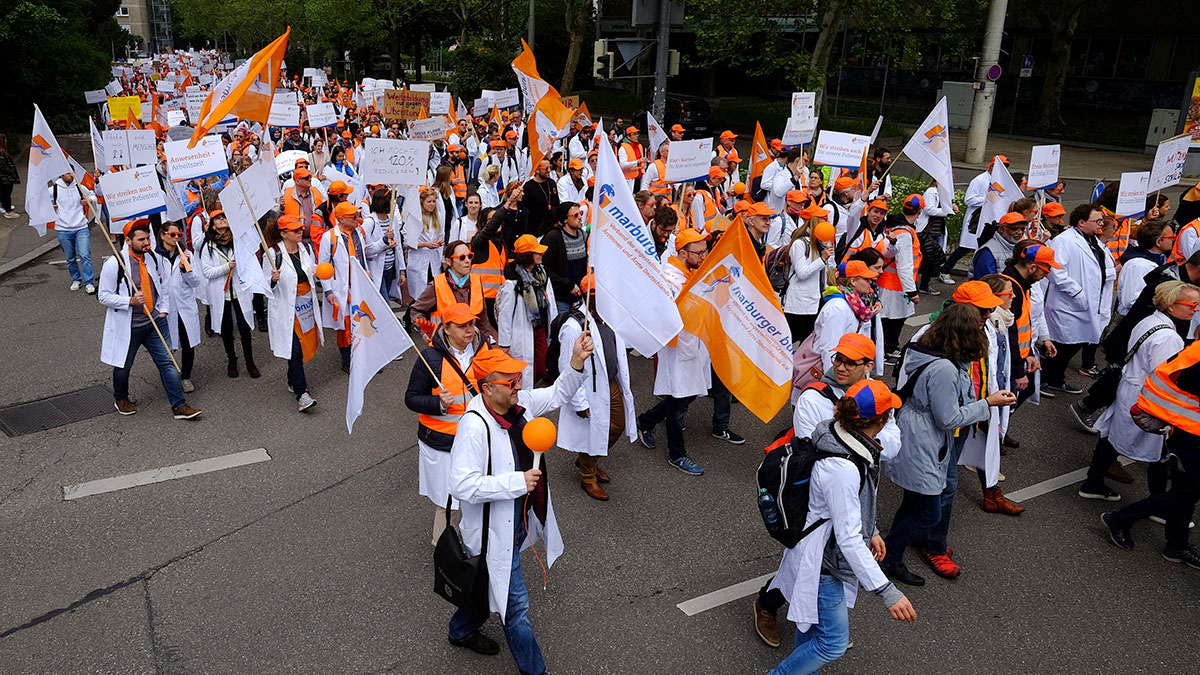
[748,122,770,198]
[676,218,792,422]
[511,39,556,114]
[858,147,869,193]
[189,28,289,147]
[24,104,71,235]
[528,94,574,177]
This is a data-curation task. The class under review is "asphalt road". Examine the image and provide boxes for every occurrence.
[0,237,1197,674]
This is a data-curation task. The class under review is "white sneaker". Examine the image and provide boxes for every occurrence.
[4,211,20,219]
[298,392,317,412]
[84,283,96,294]
[938,273,954,285]
[69,281,81,291]
[1149,515,1195,529]
[180,378,195,393]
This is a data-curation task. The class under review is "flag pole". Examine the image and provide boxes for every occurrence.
[95,207,182,373]
[873,146,907,187]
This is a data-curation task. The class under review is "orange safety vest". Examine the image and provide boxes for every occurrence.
[1106,217,1131,262]
[842,225,888,263]
[648,159,671,196]
[451,165,467,200]
[999,273,1032,359]
[1170,218,1200,264]
[431,272,485,326]
[417,352,479,436]
[473,241,506,299]
[698,190,720,229]
[674,201,696,231]
[877,225,923,292]
[283,185,326,235]
[620,141,645,180]
[1135,341,1200,436]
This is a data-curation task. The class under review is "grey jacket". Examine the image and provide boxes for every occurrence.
[885,345,990,495]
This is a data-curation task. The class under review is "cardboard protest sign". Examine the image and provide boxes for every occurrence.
[360,138,428,185]
[790,92,815,118]
[382,90,431,120]
[428,92,451,115]
[107,96,142,121]
[1115,171,1150,218]
[85,90,107,104]
[1148,134,1190,193]
[408,117,450,142]
[268,100,301,128]
[813,130,871,168]
[305,102,338,128]
[1027,144,1061,190]
[781,113,817,146]
[495,88,520,109]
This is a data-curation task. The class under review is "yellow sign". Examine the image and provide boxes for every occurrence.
[382,90,431,121]
[107,96,143,121]
[1184,77,1200,148]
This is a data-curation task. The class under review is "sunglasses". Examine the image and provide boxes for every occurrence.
[487,375,521,390]
[450,253,474,262]
[1176,301,1199,309]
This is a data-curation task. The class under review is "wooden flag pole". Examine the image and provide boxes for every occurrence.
[232,171,278,272]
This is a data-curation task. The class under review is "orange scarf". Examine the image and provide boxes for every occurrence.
[129,251,155,317]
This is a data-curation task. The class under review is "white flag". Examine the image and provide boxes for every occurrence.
[592,135,684,356]
[24,105,71,236]
[980,157,1024,228]
[902,98,955,208]
[89,116,109,173]
[456,96,469,121]
[346,258,414,433]
[647,111,667,160]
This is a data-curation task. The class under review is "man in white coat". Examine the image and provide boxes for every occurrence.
[1042,203,1117,393]
[556,275,637,501]
[319,201,389,372]
[941,156,1008,283]
[445,332,594,670]
[636,228,713,476]
[98,220,202,420]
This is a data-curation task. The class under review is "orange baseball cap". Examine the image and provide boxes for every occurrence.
[122,217,150,236]
[708,166,728,180]
[1042,202,1066,217]
[838,260,878,279]
[293,167,312,179]
[490,139,506,149]
[833,176,857,191]
[847,380,902,417]
[208,209,226,220]
[469,345,527,383]
[786,189,807,203]
[277,214,304,231]
[447,144,462,153]
[797,204,830,220]
[734,199,752,214]
[328,180,352,196]
[625,126,639,134]
[952,280,1004,308]
[769,139,783,151]
[989,154,1010,167]
[580,272,596,293]
[834,333,877,361]
[514,234,548,254]
[675,228,711,252]
[903,194,925,211]
[505,130,518,140]
[998,211,1026,226]
[332,201,359,218]
[720,130,738,140]
[1018,243,1063,269]
[588,176,596,187]
[746,202,776,217]
[567,158,585,170]
[867,199,889,212]
[341,130,352,138]
[670,124,685,133]
[440,302,478,325]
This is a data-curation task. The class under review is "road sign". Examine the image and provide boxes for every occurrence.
[1020,68,1033,78]
[1021,55,1035,69]
[987,64,1002,82]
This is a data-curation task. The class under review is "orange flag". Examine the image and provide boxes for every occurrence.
[489,105,502,128]
[858,148,870,193]
[189,27,289,147]
[527,94,573,177]
[748,122,770,199]
[126,107,142,130]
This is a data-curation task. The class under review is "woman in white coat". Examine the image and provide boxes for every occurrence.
[197,210,259,378]
[155,221,202,393]
[497,234,558,386]
[782,217,835,344]
[319,201,389,371]
[263,216,324,412]
[403,187,447,301]
[446,335,593,672]
[1079,281,1199,500]
[555,280,637,501]
[811,259,885,377]
[361,187,404,299]
[449,193,483,243]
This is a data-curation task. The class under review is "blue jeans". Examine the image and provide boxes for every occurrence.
[768,575,849,675]
[924,433,967,555]
[449,524,545,675]
[638,395,696,460]
[56,228,93,283]
[287,333,307,399]
[113,315,186,410]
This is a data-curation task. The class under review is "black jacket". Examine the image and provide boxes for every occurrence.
[403,329,482,452]
[1104,261,1194,359]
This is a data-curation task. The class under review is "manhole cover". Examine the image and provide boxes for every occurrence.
[0,386,115,437]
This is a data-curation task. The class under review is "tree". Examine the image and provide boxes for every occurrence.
[1022,0,1089,127]
[558,0,592,94]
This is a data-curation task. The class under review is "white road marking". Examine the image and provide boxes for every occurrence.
[905,312,932,327]
[678,456,1135,615]
[62,449,271,501]
[677,572,775,617]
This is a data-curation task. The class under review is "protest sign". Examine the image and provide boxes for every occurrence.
[185,90,206,122]
[107,96,142,121]
[428,92,451,115]
[1115,172,1150,218]
[198,73,213,85]
[219,159,279,237]
[781,112,817,146]
[100,166,166,221]
[868,115,884,145]
[156,79,175,93]
[495,88,520,109]
[85,90,107,104]
[268,100,301,128]
[790,92,815,118]
[408,117,450,142]
[663,138,714,183]
[164,135,227,183]
[311,70,327,86]
[303,67,317,78]
[813,130,871,168]
[382,90,430,120]
[166,110,186,127]
[306,102,338,128]
[408,83,437,93]
[128,129,157,166]
[105,80,123,97]
[274,150,309,176]
[360,138,428,185]
[1148,134,1191,193]
[473,96,495,117]
[1028,144,1061,190]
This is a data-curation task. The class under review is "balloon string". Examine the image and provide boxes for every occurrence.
[522,501,549,591]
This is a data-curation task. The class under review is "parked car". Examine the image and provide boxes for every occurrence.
[633,95,712,138]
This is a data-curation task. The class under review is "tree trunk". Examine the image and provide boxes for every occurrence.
[390,29,401,81]
[807,0,844,115]
[1036,3,1084,127]
[414,35,424,83]
[560,1,588,94]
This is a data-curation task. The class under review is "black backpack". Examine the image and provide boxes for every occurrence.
[764,243,792,297]
[541,307,585,384]
[756,434,867,549]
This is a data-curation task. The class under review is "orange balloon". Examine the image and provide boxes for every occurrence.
[522,416,557,453]
[315,262,335,280]
[813,221,836,243]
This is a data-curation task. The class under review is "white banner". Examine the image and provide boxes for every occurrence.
[428,92,451,115]
[346,258,414,434]
[100,166,167,221]
[164,135,227,183]
[408,83,437,93]
[408,117,449,142]
[495,87,520,109]
[790,92,815,119]
[1116,171,1150,219]
[1028,144,1061,190]
[360,138,428,185]
[1148,134,1191,193]
[781,112,817,146]
[647,111,667,160]
[84,89,107,104]
[980,158,1024,227]
[268,100,301,128]
[868,115,884,145]
[663,138,713,183]
[306,102,338,128]
[813,130,871,168]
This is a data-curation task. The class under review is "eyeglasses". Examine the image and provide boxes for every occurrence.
[162,232,181,237]
[450,253,474,262]
[833,354,870,367]
[1176,301,1199,309]
[683,247,708,256]
[1084,217,1105,225]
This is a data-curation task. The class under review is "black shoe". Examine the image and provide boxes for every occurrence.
[881,562,925,587]
[341,362,351,374]
[1101,512,1134,549]
[256,315,269,333]
[637,422,656,450]
[1078,484,1121,501]
[448,631,500,656]
[711,429,746,445]
[1162,545,1200,569]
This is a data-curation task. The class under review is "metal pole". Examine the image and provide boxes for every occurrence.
[528,0,535,50]
[651,0,671,121]
[965,0,1009,164]
[1009,76,1020,134]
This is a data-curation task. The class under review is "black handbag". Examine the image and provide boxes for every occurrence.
[433,411,492,617]
[1085,324,1170,408]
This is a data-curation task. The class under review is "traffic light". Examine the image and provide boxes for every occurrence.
[593,39,614,81]
[668,49,680,77]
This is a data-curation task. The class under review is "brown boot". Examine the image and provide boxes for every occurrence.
[1106,461,1135,484]
[581,480,609,501]
[246,361,261,378]
[576,457,611,484]
[753,597,780,647]
[983,487,1025,515]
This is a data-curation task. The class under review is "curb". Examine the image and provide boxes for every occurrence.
[0,240,60,278]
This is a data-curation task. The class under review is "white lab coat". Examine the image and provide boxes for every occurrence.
[449,366,586,619]
[478,182,501,209]
[555,311,637,456]
[403,200,448,301]
[161,249,202,350]
[360,212,392,284]
[1116,256,1158,317]
[1044,227,1116,344]
[765,213,798,251]
[959,321,1008,487]
[497,274,558,386]
[556,174,587,205]
[915,185,955,250]
[318,226,386,329]
[98,247,171,367]
[782,237,834,316]
[793,385,902,461]
[617,143,643,192]
[766,166,801,215]
[263,242,324,359]
[957,171,991,250]
[812,296,885,376]
[879,226,918,320]
[653,260,712,397]
[197,241,256,332]
[1095,312,1182,462]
